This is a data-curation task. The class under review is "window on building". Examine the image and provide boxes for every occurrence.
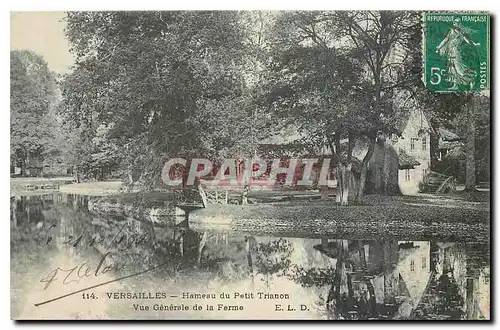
[410,138,418,150]
[405,169,411,181]
[422,257,427,269]
[410,260,415,272]
[422,137,427,150]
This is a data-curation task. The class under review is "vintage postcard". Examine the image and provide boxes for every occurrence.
[10,10,490,320]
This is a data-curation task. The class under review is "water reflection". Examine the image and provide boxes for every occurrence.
[10,194,490,320]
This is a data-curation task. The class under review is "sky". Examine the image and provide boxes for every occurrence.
[10,11,75,75]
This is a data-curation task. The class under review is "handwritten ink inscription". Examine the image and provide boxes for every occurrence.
[36,222,155,291]
[39,252,127,290]
[40,223,152,251]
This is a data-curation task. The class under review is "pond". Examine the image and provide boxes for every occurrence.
[10,193,490,320]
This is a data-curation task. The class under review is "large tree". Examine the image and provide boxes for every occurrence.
[417,85,489,190]
[335,11,421,201]
[60,11,259,188]
[266,12,368,205]
[10,50,58,176]
[267,11,421,204]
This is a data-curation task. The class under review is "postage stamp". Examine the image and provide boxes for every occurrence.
[423,12,490,93]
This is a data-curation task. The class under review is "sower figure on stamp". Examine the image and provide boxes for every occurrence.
[435,18,481,90]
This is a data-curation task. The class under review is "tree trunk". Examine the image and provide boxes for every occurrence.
[335,178,342,202]
[75,166,81,183]
[365,277,377,317]
[337,163,352,206]
[356,138,376,202]
[336,163,344,204]
[197,232,208,264]
[466,278,479,319]
[245,236,256,277]
[127,164,134,193]
[241,186,249,204]
[12,197,17,228]
[144,221,156,242]
[358,241,377,317]
[18,150,26,176]
[334,136,349,204]
[342,165,350,206]
[465,100,476,191]
[20,161,26,176]
[327,239,349,319]
[336,134,354,206]
[382,239,399,305]
[321,185,329,200]
[322,139,337,201]
[26,196,30,224]
[241,177,249,205]
[179,234,184,257]
[25,150,30,177]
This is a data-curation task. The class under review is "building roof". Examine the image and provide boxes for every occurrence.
[393,109,412,134]
[439,140,463,151]
[398,149,420,169]
[445,145,466,160]
[438,127,461,141]
[257,142,308,157]
[393,108,434,136]
[437,127,462,150]
[259,125,303,145]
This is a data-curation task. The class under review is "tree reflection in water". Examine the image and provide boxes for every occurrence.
[287,239,395,320]
[413,274,464,320]
[11,194,490,320]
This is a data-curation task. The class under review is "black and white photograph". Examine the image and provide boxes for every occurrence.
[9,10,490,320]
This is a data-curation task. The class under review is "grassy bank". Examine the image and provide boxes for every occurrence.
[10,177,75,196]
[10,178,124,196]
[189,198,489,242]
[87,188,489,242]
[92,188,489,210]
[59,181,124,196]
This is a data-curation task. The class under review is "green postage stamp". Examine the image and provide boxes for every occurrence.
[423,12,490,93]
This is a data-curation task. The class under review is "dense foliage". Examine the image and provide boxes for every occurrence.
[11,11,489,197]
[58,11,270,188]
[10,50,59,175]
